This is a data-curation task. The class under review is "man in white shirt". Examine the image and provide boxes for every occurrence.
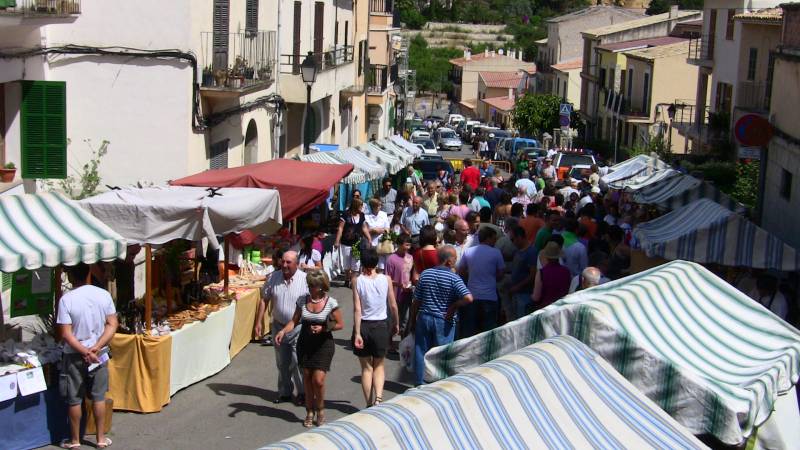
[57,263,118,449]
[256,251,309,404]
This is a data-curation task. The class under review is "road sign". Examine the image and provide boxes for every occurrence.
[560,103,572,116]
[738,146,761,160]
[735,114,772,147]
[559,115,571,127]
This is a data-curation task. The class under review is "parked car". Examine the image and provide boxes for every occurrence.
[410,130,431,141]
[412,138,438,155]
[506,138,540,160]
[432,128,462,151]
[463,120,482,140]
[413,157,454,181]
[553,151,597,180]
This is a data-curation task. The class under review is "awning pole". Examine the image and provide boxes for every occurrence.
[223,236,230,296]
[145,244,153,335]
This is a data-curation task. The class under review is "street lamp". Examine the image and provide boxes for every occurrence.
[301,51,318,154]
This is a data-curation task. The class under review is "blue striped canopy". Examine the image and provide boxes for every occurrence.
[634,199,798,271]
[424,260,800,445]
[633,174,743,213]
[264,336,706,450]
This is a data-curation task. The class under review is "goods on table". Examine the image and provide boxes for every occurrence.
[0,334,61,375]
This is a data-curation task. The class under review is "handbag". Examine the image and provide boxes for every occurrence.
[377,239,395,255]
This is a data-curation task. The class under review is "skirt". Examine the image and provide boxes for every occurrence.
[296,325,335,371]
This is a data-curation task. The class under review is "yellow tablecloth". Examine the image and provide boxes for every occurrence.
[108,333,172,413]
[230,287,271,359]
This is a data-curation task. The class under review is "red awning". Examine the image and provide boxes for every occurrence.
[170,159,354,221]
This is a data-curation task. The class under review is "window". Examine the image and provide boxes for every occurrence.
[334,21,339,46]
[292,1,301,72]
[562,80,567,98]
[210,139,229,169]
[21,81,66,179]
[766,53,775,109]
[213,0,230,71]
[715,82,733,115]
[726,9,735,40]
[344,21,349,48]
[642,72,650,112]
[747,48,757,81]
[245,0,258,35]
[780,169,793,201]
[599,68,607,90]
[626,68,633,100]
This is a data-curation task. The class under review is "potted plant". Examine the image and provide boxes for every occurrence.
[257,64,272,81]
[1,162,16,182]
[213,68,228,87]
[202,66,214,86]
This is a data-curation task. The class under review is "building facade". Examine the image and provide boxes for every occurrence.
[366,0,400,140]
[760,3,800,249]
[551,58,583,110]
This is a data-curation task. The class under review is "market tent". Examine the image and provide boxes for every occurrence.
[602,154,669,185]
[169,159,353,221]
[634,199,798,271]
[264,336,706,450]
[355,142,407,174]
[388,135,423,157]
[633,174,743,212]
[0,192,127,273]
[424,260,800,446]
[375,138,418,162]
[298,147,387,184]
[608,167,680,190]
[79,186,282,249]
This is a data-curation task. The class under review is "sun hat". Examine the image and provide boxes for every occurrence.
[540,241,563,260]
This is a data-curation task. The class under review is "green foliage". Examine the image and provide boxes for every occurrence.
[398,0,427,29]
[729,161,759,209]
[44,139,110,200]
[3,161,15,169]
[680,160,737,191]
[512,94,578,137]
[647,0,705,15]
[408,35,462,94]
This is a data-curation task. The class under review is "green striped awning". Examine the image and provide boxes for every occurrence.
[424,260,800,446]
[0,192,127,273]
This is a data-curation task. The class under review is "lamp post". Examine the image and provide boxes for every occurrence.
[667,103,676,156]
[301,51,318,155]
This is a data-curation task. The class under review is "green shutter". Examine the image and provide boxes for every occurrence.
[1,272,11,292]
[21,80,67,179]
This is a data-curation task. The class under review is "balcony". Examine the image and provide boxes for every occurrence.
[370,0,393,14]
[672,100,728,148]
[369,0,400,28]
[448,69,462,84]
[687,35,714,68]
[0,0,80,25]
[736,81,770,113]
[278,46,355,104]
[368,64,389,95]
[200,31,276,98]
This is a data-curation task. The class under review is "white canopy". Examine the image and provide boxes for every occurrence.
[298,147,387,184]
[79,186,282,248]
[389,135,423,157]
[608,168,682,190]
[602,154,669,185]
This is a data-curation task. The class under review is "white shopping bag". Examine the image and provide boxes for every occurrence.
[399,334,414,373]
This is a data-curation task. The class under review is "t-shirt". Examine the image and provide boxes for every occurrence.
[364,211,390,246]
[385,252,414,301]
[563,239,588,277]
[299,249,322,268]
[538,262,571,308]
[469,196,490,212]
[448,204,470,220]
[413,248,440,273]
[534,226,553,251]
[56,285,116,353]
[460,166,481,190]
[515,178,537,198]
[458,244,505,301]
[296,296,339,324]
[380,188,397,214]
[355,274,390,321]
[519,216,544,244]
[401,207,430,235]
[414,267,471,321]
[579,216,598,239]
[511,245,538,298]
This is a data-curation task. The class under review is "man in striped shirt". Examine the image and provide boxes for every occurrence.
[256,251,308,404]
[408,246,473,385]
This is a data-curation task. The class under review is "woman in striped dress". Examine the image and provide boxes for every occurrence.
[276,270,343,427]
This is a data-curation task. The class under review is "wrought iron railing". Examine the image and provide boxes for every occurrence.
[736,81,770,112]
[0,0,80,15]
[370,0,393,14]
[280,45,354,75]
[688,34,714,62]
[368,64,388,94]
[200,31,276,89]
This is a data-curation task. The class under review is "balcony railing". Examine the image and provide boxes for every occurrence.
[449,69,462,84]
[370,0,393,14]
[0,0,80,16]
[736,81,770,112]
[688,34,714,64]
[280,45,354,75]
[368,64,388,94]
[200,31,276,90]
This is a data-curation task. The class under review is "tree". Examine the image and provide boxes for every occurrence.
[647,0,705,15]
[512,94,573,137]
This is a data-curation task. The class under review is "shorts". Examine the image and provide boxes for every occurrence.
[59,352,109,406]
[353,320,389,358]
[340,245,361,271]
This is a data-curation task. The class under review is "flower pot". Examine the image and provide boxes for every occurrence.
[0,168,16,183]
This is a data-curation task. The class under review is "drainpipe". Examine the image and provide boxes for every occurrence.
[274,0,283,158]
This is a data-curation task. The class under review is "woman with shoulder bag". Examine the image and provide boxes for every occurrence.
[275,270,343,427]
[353,249,399,407]
[335,198,370,285]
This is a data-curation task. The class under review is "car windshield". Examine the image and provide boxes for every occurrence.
[439,130,456,139]
[558,154,594,167]
[418,139,435,149]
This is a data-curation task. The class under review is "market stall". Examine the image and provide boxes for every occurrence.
[602,154,669,185]
[265,336,707,450]
[607,167,680,191]
[79,186,283,412]
[0,192,127,449]
[632,173,743,212]
[170,159,354,221]
[355,141,410,175]
[633,198,799,271]
[299,147,387,185]
[389,135,423,157]
[423,260,800,447]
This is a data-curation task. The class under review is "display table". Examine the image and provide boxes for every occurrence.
[108,333,172,413]
[169,302,236,396]
[0,382,69,450]
[229,287,268,359]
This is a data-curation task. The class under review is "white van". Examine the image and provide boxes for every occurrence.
[448,114,465,126]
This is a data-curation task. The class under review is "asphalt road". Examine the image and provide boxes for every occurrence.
[42,283,414,450]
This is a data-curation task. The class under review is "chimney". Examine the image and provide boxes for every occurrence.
[466,49,471,60]
[508,87,514,100]
[499,48,504,56]
[484,48,489,58]
[669,5,678,19]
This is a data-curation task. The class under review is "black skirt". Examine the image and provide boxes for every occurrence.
[296,322,335,371]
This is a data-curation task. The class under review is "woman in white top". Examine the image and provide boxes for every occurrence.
[297,235,322,271]
[352,248,399,407]
[364,197,391,270]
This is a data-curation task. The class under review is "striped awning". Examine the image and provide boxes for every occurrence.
[265,336,706,450]
[608,168,681,190]
[634,199,798,270]
[424,260,800,445]
[356,142,408,174]
[602,154,669,185]
[299,148,387,184]
[388,135,423,157]
[0,192,127,273]
[373,138,416,165]
[635,175,744,212]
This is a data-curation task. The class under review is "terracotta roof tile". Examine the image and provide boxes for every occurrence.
[479,71,525,88]
[734,7,783,22]
[481,96,516,112]
[552,58,584,71]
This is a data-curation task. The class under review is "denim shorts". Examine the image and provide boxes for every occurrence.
[59,353,109,406]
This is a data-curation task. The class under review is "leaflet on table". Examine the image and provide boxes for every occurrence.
[0,372,18,401]
[17,367,47,396]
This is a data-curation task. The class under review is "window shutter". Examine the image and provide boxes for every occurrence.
[1,272,11,292]
[213,0,230,71]
[210,139,229,169]
[246,0,258,35]
[21,80,66,179]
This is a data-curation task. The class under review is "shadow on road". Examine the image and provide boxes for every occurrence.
[324,399,360,415]
[226,402,302,423]
[207,383,276,401]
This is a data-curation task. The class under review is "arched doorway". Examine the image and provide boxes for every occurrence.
[244,119,258,165]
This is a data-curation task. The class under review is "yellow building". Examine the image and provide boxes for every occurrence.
[551,58,583,110]
[449,50,536,117]
[366,0,401,140]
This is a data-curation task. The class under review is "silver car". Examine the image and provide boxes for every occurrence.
[434,128,462,151]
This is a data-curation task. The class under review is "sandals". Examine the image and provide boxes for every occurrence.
[59,440,80,449]
[315,409,326,426]
[97,438,113,448]
[303,410,315,428]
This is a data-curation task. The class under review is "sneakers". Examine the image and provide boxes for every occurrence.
[261,335,273,346]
